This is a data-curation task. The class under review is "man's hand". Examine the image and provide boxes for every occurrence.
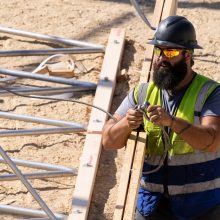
[102,110,143,149]
[147,105,172,127]
[125,108,143,129]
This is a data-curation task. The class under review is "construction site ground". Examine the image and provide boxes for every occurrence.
[0,0,219,219]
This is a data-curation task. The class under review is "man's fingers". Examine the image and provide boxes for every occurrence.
[127,114,143,121]
[125,109,143,129]
[149,114,161,124]
[128,120,142,129]
[147,105,160,113]
[127,108,143,116]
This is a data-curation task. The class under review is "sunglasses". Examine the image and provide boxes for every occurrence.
[154,47,184,59]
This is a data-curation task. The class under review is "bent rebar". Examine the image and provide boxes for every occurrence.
[130,0,156,30]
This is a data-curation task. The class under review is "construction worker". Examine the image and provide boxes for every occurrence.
[102,16,220,220]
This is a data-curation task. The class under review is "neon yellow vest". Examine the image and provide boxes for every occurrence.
[134,74,219,157]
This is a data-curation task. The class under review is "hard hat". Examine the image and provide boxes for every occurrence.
[148,16,202,49]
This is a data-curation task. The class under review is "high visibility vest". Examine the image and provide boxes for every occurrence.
[134,74,220,219]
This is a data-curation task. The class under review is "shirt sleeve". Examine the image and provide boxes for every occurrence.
[115,89,136,117]
[201,86,220,117]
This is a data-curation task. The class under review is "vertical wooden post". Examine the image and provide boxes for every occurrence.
[113,132,138,220]
[122,132,146,220]
[113,1,178,219]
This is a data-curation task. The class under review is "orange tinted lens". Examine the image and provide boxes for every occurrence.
[163,49,180,58]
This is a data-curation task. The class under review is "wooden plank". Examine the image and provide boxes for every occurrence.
[113,1,179,219]
[139,0,165,83]
[114,1,178,219]
[113,132,138,220]
[68,28,126,220]
[123,132,146,220]
[113,1,165,219]
[140,0,178,83]
[161,0,178,20]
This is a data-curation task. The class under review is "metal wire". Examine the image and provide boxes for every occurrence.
[135,105,172,174]
[0,85,117,122]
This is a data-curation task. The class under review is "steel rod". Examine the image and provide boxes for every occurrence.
[23,218,50,220]
[0,68,97,89]
[0,86,94,96]
[0,170,76,181]
[0,146,57,220]
[0,157,74,171]
[0,127,86,137]
[0,111,86,128]
[0,76,17,84]
[130,0,156,30]
[25,218,50,220]
[0,26,105,50]
[0,204,65,219]
[0,47,103,57]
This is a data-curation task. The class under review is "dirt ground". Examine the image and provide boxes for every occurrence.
[0,0,219,219]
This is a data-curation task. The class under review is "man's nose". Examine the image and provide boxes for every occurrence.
[157,52,169,62]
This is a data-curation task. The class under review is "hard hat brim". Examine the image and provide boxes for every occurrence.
[147,39,203,49]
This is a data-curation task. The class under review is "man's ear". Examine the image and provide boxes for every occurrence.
[184,51,192,61]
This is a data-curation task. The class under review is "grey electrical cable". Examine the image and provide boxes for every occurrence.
[136,105,172,175]
[0,86,117,122]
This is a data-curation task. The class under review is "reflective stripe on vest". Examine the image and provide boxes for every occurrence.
[141,177,220,195]
[194,79,218,124]
[145,149,220,166]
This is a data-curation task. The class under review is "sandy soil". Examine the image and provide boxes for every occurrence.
[0,0,219,219]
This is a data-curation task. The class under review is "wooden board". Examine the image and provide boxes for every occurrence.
[161,0,178,20]
[113,1,165,217]
[113,132,138,220]
[68,28,126,220]
[123,132,146,220]
[139,0,165,83]
[113,1,178,219]
[140,0,178,83]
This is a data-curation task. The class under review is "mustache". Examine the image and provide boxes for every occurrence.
[156,61,172,68]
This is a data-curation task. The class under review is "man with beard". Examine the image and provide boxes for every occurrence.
[102,16,220,220]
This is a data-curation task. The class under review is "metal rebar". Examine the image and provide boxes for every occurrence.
[0,170,77,181]
[0,157,74,171]
[0,47,104,57]
[0,127,86,137]
[0,68,97,89]
[0,204,65,219]
[0,146,57,220]
[130,0,156,30]
[24,218,50,220]
[0,26,105,50]
[0,86,94,96]
[0,111,86,128]
[23,218,50,220]
[0,76,17,84]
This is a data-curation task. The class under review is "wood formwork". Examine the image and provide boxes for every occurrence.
[68,28,126,220]
[113,1,178,219]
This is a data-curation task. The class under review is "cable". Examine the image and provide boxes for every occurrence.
[0,85,117,122]
[135,105,172,175]
[124,88,171,174]
[1,84,171,173]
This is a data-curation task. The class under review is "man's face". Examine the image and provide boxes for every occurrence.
[152,47,188,91]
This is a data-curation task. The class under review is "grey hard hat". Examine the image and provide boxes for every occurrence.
[148,16,202,49]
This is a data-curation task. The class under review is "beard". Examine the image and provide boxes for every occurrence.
[152,57,188,91]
